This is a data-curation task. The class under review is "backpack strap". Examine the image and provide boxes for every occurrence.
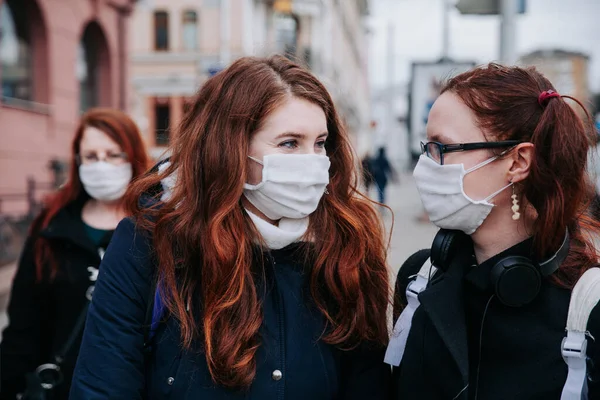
[385,259,437,366]
[561,267,600,400]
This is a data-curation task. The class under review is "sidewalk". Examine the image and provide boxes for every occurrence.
[375,174,437,275]
[0,262,17,340]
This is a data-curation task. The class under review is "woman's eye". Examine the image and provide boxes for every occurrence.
[316,140,326,149]
[107,153,123,160]
[279,140,298,149]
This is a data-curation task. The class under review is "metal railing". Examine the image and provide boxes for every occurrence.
[0,177,55,267]
[0,177,54,218]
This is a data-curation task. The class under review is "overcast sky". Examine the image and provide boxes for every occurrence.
[368,0,600,92]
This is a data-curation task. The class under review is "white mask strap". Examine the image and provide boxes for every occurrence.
[248,156,263,165]
[464,155,499,174]
[464,145,517,175]
[484,181,513,202]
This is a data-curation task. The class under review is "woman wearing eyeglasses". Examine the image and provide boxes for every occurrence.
[0,108,149,399]
[388,64,600,399]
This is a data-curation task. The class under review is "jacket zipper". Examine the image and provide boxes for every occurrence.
[269,253,286,400]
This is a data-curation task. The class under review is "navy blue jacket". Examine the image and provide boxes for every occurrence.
[70,218,390,399]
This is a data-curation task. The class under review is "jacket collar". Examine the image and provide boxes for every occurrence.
[418,247,473,390]
[39,198,113,255]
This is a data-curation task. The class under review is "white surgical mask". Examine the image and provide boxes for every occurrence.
[79,161,133,201]
[413,154,512,234]
[243,154,330,220]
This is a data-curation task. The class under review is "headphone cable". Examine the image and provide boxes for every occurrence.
[474,294,495,400]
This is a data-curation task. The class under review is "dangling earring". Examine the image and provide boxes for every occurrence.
[511,184,521,221]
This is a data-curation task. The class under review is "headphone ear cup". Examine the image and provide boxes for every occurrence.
[490,256,541,307]
[431,229,467,272]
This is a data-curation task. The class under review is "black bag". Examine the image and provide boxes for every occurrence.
[18,302,89,400]
[18,272,158,399]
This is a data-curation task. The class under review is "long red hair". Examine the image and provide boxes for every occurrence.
[125,55,390,389]
[33,108,150,280]
[443,63,600,287]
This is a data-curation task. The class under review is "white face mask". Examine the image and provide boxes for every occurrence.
[243,154,330,220]
[79,162,133,201]
[413,154,512,235]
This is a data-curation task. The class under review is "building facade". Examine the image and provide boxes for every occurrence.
[130,0,372,158]
[0,0,136,215]
[520,49,591,109]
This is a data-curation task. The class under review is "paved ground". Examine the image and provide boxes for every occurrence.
[0,173,436,338]
[0,262,16,340]
[380,175,438,273]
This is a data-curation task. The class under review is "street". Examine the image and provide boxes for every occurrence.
[0,173,436,337]
[382,175,438,273]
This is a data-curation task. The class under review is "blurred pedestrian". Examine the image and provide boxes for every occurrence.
[0,108,150,400]
[389,64,600,399]
[70,56,391,399]
[371,147,397,204]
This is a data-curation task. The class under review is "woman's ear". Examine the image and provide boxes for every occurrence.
[507,143,534,184]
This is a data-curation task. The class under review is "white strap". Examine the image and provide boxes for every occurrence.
[566,268,600,332]
[417,258,437,280]
[385,259,436,366]
[561,267,600,400]
[561,331,588,400]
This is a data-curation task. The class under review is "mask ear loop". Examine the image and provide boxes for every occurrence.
[483,181,513,202]
[464,145,518,203]
[248,156,263,165]
[483,145,521,203]
[464,145,518,175]
[245,156,266,189]
[464,154,500,174]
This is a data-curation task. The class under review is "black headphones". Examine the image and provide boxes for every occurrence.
[430,228,570,307]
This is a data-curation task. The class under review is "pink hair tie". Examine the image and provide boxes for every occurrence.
[538,90,561,107]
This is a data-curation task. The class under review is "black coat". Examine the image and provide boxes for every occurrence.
[0,200,113,400]
[391,240,600,400]
[70,218,391,399]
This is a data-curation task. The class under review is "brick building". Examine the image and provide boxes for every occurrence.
[0,0,136,215]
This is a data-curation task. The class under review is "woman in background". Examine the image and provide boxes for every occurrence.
[0,108,149,399]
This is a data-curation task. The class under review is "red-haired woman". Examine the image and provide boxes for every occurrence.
[0,108,149,399]
[388,64,600,399]
[70,56,391,399]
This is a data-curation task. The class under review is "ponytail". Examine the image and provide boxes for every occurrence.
[525,93,598,287]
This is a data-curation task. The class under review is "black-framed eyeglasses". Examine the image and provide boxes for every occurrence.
[420,140,522,165]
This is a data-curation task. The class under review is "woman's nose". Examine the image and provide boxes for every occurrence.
[300,145,320,155]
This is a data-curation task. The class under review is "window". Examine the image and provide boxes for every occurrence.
[78,22,110,113]
[76,22,110,113]
[78,38,98,112]
[154,11,169,51]
[182,10,198,51]
[155,98,170,146]
[274,13,298,58]
[1,1,32,101]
